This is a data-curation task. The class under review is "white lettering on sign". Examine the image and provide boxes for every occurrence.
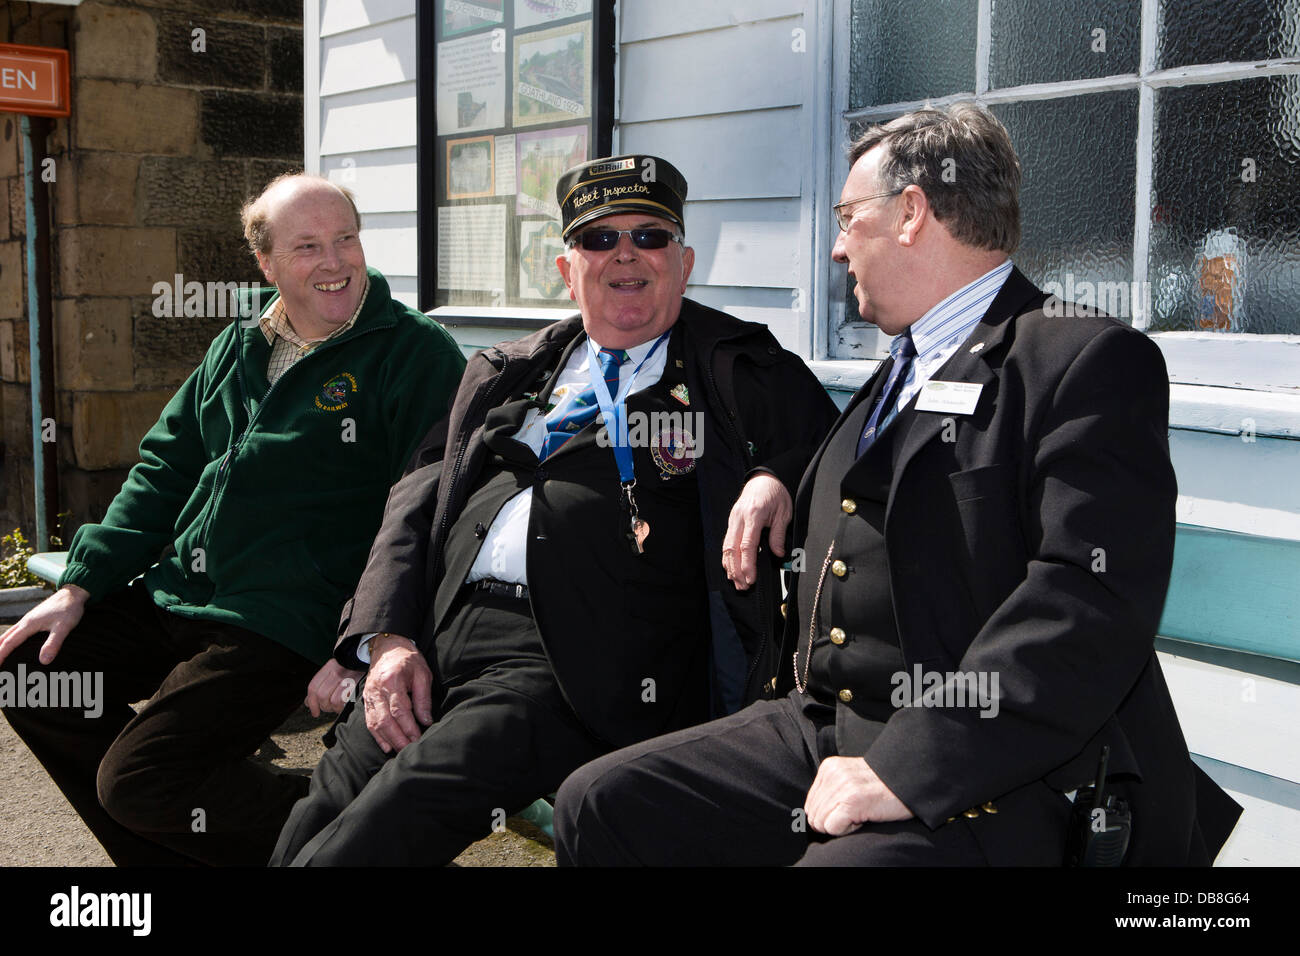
[1,67,38,90]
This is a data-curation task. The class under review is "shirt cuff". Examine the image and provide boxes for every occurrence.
[356,632,378,666]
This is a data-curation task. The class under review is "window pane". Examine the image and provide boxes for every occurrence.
[848,0,977,108]
[990,0,1140,88]
[993,92,1138,319]
[1159,0,1300,69]
[1148,76,1300,333]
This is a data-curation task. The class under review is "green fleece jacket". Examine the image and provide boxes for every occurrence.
[60,268,466,664]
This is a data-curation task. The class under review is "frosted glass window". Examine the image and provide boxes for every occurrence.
[1148,77,1300,333]
[992,92,1137,304]
[990,0,1140,88]
[1159,0,1300,69]
[848,0,977,108]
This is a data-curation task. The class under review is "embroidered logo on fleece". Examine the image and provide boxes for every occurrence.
[315,372,358,412]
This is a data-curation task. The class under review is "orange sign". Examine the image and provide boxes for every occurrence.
[0,43,71,118]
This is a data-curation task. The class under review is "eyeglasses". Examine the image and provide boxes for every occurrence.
[568,228,683,252]
[832,189,904,232]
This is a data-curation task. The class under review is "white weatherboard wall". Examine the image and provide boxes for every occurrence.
[306,0,420,309]
[617,0,830,358]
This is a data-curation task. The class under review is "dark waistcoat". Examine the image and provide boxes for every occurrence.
[797,391,919,754]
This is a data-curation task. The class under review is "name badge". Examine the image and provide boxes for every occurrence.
[915,381,982,415]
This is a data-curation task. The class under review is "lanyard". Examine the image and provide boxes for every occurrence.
[585,330,670,485]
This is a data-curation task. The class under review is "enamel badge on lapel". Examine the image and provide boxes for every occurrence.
[651,422,699,477]
[670,383,690,406]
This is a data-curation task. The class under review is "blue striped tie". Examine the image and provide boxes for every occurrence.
[539,347,627,459]
[856,330,916,457]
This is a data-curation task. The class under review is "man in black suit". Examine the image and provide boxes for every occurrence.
[271,154,838,865]
[554,105,1242,865]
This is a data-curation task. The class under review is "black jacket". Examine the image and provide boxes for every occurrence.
[780,268,1241,863]
[337,298,838,741]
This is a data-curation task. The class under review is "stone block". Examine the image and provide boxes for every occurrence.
[131,0,301,26]
[0,322,13,381]
[73,2,158,82]
[52,151,79,227]
[1,118,20,180]
[177,226,261,285]
[8,180,24,239]
[2,382,31,460]
[140,157,244,227]
[74,80,198,156]
[246,159,302,197]
[158,13,266,90]
[71,390,172,470]
[76,153,140,226]
[54,297,134,391]
[132,297,231,389]
[200,91,302,159]
[58,227,177,298]
[2,319,29,385]
[0,241,24,319]
[268,27,304,94]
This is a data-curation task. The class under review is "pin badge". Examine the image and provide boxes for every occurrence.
[969,342,985,354]
[670,383,690,406]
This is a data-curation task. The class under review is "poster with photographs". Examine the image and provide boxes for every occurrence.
[515,126,587,217]
[513,21,592,128]
[516,0,593,30]
[518,220,569,300]
[436,32,506,136]
[446,135,495,199]
[433,0,603,307]
[441,0,504,37]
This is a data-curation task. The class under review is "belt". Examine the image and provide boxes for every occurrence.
[473,579,530,600]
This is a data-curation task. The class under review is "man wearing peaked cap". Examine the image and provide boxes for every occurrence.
[272,154,838,865]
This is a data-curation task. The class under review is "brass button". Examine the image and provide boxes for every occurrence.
[829,627,846,645]
[981,801,998,814]
[963,808,981,819]
[840,498,857,514]
[831,559,848,578]
[780,602,787,619]
[837,688,853,703]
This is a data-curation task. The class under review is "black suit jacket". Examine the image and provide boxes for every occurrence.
[779,267,1241,864]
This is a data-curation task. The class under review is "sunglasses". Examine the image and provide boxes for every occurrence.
[568,228,683,251]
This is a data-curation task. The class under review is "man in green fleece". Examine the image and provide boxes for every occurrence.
[0,174,465,865]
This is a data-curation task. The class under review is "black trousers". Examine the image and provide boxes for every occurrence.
[0,580,317,866]
[271,589,608,866]
[555,689,1070,866]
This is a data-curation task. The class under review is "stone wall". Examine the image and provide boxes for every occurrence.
[0,0,303,540]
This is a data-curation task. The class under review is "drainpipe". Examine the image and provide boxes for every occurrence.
[20,114,59,552]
